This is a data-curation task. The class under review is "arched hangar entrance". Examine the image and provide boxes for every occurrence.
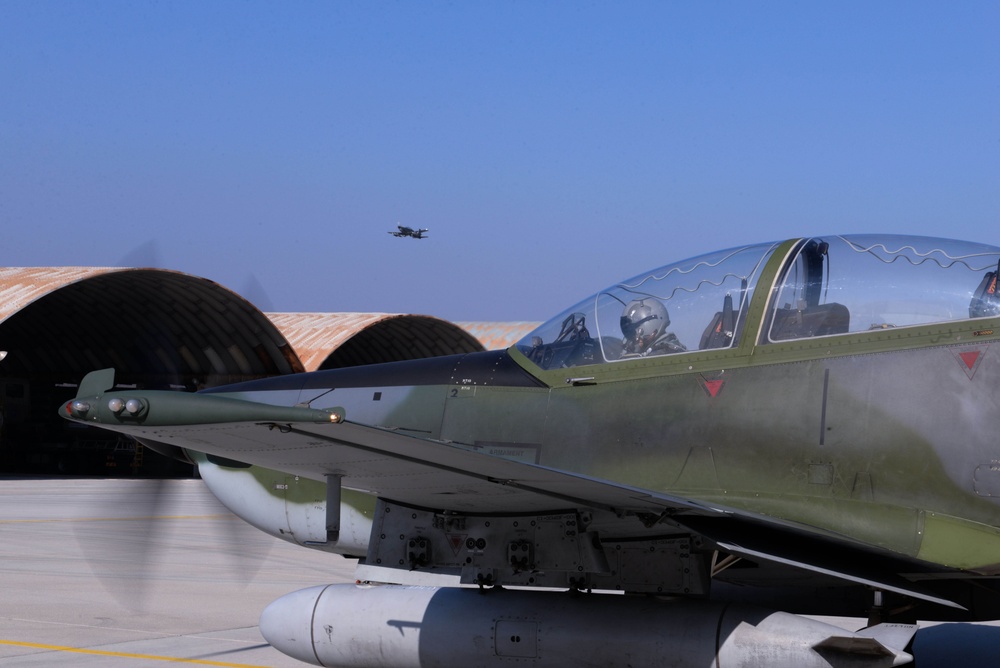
[0,268,484,475]
[264,312,485,372]
[0,268,305,474]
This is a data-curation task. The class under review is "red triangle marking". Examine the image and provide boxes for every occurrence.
[703,379,724,398]
[959,351,980,371]
[446,533,467,556]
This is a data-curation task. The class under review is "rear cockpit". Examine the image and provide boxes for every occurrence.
[768,235,1000,341]
[517,234,1000,370]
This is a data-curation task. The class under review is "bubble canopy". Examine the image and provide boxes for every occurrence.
[516,235,1000,370]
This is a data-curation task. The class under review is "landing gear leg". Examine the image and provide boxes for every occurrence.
[867,589,885,626]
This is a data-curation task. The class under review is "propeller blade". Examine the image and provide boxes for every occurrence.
[73,478,272,613]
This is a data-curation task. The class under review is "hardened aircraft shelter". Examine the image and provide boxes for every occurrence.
[0,267,536,475]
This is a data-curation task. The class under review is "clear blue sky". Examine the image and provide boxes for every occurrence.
[2,2,998,322]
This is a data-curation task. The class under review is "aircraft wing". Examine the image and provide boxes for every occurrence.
[63,383,966,608]
[64,372,693,516]
[128,417,714,516]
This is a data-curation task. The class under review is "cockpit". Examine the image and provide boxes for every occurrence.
[516,234,1000,370]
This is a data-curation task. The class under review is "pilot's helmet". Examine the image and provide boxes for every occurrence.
[621,299,669,348]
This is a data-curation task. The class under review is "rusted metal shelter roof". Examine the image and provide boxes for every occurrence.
[0,267,302,388]
[0,268,535,387]
[264,312,484,371]
[0,267,119,322]
[454,321,539,352]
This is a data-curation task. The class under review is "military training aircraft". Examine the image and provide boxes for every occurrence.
[388,224,429,238]
[62,233,1000,667]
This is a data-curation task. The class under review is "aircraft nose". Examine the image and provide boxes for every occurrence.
[259,584,330,666]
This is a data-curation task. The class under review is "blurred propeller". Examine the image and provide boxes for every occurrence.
[73,476,273,613]
[68,246,278,610]
[116,239,163,269]
[239,273,274,313]
[71,375,272,612]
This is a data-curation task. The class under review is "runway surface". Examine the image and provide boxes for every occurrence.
[0,477,356,667]
[4,477,1000,667]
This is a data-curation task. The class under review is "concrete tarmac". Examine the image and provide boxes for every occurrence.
[0,477,356,667]
[4,477,1000,667]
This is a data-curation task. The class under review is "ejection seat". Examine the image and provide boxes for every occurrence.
[769,303,851,341]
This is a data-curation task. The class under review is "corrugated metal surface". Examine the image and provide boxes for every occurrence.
[0,268,538,379]
[0,267,125,324]
[0,267,303,386]
[265,313,405,371]
[266,312,487,371]
[455,321,540,351]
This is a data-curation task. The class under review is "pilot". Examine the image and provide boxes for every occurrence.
[620,298,686,356]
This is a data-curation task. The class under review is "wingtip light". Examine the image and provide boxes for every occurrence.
[67,400,91,418]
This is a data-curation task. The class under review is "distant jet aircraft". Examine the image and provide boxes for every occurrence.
[389,225,428,239]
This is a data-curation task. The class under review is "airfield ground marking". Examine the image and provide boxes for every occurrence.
[0,640,269,667]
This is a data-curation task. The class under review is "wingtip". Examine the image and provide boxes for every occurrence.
[78,368,116,397]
